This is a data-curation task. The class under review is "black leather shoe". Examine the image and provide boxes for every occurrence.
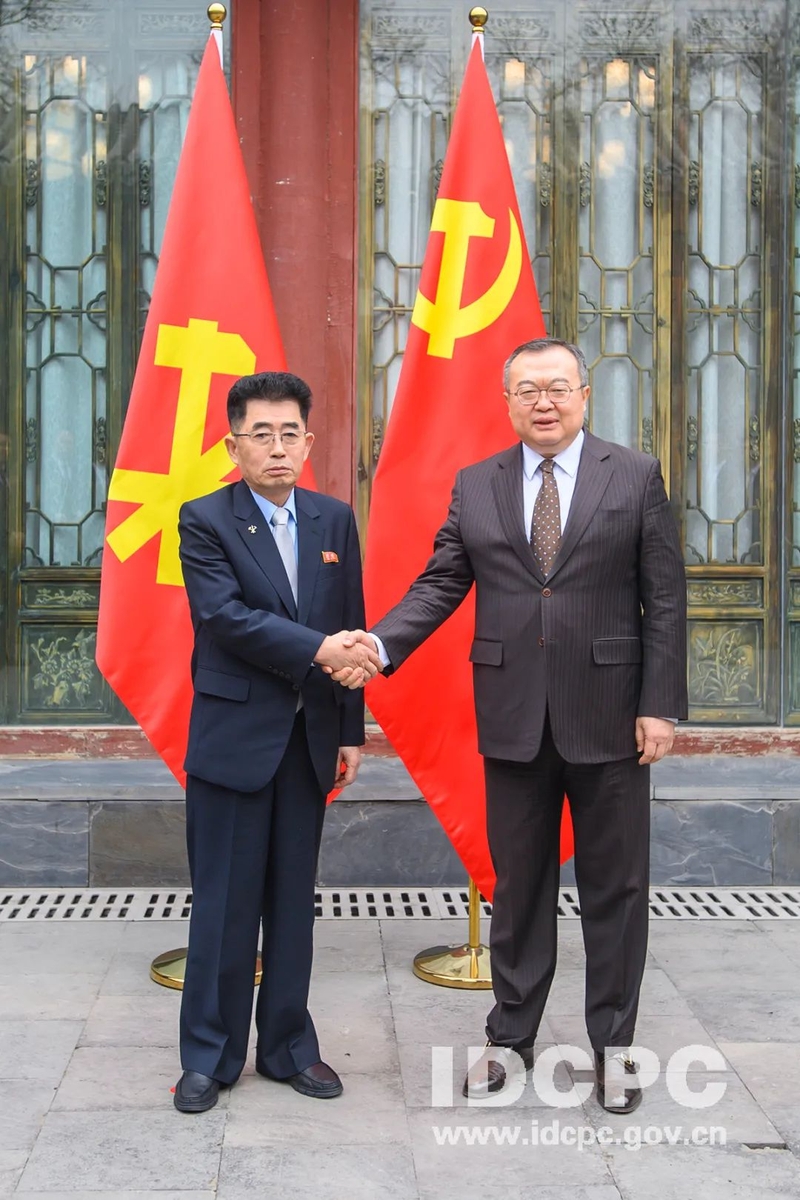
[594,1051,642,1114]
[173,1070,221,1113]
[258,1060,343,1099]
[462,1042,534,1099]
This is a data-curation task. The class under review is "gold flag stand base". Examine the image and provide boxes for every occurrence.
[412,879,492,989]
[412,942,492,989]
[150,948,262,991]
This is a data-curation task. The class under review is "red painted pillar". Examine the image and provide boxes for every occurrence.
[232,0,359,503]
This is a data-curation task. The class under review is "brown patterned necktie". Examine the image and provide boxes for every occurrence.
[531,458,561,577]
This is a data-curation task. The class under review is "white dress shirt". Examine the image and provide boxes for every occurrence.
[248,486,299,562]
[522,427,584,538]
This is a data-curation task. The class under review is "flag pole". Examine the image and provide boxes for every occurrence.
[469,4,489,50]
[149,2,261,991]
[410,5,494,992]
[208,1,226,64]
[413,877,492,988]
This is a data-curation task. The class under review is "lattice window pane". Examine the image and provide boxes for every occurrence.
[684,53,764,567]
[579,55,657,452]
[23,54,109,568]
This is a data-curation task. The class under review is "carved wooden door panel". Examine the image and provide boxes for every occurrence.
[0,1,224,722]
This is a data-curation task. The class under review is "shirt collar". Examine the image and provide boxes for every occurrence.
[522,427,585,480]
[248,486,297,525]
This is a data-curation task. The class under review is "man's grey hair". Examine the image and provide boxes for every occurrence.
[503,338,589,390]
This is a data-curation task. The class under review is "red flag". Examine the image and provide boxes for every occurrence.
[364,42,573,901]
[97,38,312,784]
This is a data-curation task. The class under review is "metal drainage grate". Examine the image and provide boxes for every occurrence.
[648,887,800,920]
[1,886,800,922]
[0,890,193,922]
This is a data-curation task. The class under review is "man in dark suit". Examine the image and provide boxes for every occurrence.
[173,370,381,1114]
[339,338,687,1112]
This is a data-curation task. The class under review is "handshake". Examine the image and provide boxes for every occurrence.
[314,629,384,690]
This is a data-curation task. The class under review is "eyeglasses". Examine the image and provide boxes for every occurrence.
[509,385,584,405]
[231,430,308,448]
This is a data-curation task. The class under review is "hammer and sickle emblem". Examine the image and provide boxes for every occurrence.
[412,199,523,358]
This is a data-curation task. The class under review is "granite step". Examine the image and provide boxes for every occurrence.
[0,755,798,889]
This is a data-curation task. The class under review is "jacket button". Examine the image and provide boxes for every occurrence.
[538,637,545,647]
[542,587,552,597]
[292,684,300,692]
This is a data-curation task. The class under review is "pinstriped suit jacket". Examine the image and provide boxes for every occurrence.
[372,431,688,764]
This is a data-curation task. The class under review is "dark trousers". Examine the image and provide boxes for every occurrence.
[179,712,326,1084]
[484,716,650,1052]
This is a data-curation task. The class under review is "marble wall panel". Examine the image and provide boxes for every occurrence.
[89,800,189,887]
[318,800,466,887]
[650,800,773,886]
[0,800,88,885]
[773,800,800,885]
[1,794,798,888]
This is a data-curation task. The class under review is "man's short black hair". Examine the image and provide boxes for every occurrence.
[503,338,589,389]
[227,371,313,430]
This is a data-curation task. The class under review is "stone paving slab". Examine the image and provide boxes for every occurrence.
[677,987,800,1043]
[417,1189,622,1200]
[0,922,124,975]
[224,1071,408,1147]
[78,993,183,1050]
[406,1108,612,1189]
[10,1194,216,1200]
[753,921,800,968]
[0,1150,27,1197]
[599,1143,800,1199]
[0,1085,55,1154]
[0,758,423,802]
[0,974,101,1021]
[52,1047,209,1113]
[0,760,187,801]
[216,1143,419,1200]
[5,752,800,800]
[0,916,799,1197]
[717,1043,800,1155]
[0,1021,83,1086]
[17,1111,226,1193]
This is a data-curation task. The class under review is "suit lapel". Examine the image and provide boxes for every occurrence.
[232,480,297,618]
[295,488,322,626]
[492,444,545,585]
[546,431,613,583]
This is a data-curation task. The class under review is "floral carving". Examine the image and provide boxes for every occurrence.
[29,630,99,708]
[689,626,758,705]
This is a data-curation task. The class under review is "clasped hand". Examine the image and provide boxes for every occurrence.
[314,630,383,690]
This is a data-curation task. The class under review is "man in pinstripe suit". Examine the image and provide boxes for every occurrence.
[349,338,688,1112]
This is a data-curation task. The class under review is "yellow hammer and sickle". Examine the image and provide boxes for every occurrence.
[412,199,523,359]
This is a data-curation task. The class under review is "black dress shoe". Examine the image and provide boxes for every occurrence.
[258,1060,343,1099]
[462,1042,534,1099]
[173,1070,221,1113]
[594,1051,642,1114]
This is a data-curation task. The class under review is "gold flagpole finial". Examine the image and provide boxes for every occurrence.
[469,6,489,32]
[207,3,227,29]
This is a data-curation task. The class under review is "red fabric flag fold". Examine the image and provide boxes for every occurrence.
[97,38,310,784]
[364,42,573,901]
